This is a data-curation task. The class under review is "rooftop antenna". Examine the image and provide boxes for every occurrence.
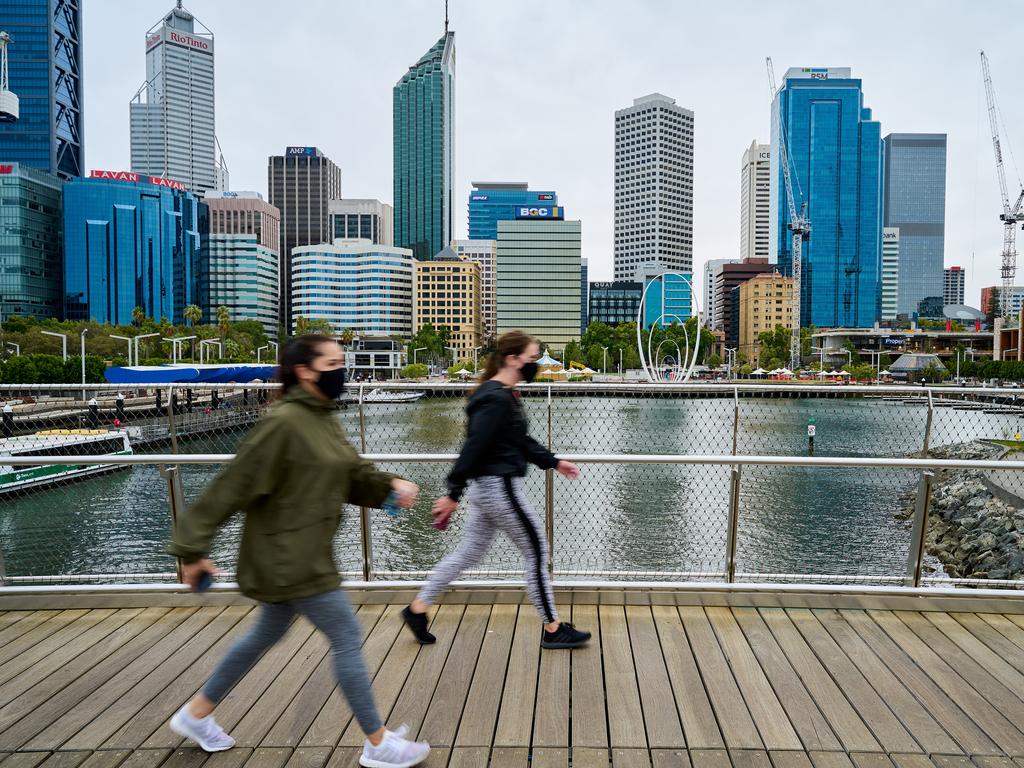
[0,31,19,123]
[444,0,449,33]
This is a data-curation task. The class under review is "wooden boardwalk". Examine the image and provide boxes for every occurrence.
[1,602,1024,768]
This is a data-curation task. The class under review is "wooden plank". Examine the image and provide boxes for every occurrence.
[532,747,569,768]
[599,605,647,750]
[808,754,855,768]
[652,749,691,768]
[867,610,1024,756]
[203,749,253,768]
[729,751,773,768]
[0,607,179,741]
[1,754,53,768]
[0,611,37,634]
[926,612,1024,693]
[849,755,895,768]
[279,748,330,768]
[652,606,722,750]
[929,757,974,768]
[769,752,814,768]
[810,609,959,755]
[135,615,315,750]
[21,607,229,751]
[679,607,761,750]
[889,755,937,768]
[0,610,91,667]
[971,758,1018,768]
[706,608,800,751]
[489,747,528,766]
[114,750,173,768]
[757,609,879,753]
[839,610,1000,756]
[531,603,571,749]
[978,613,1024,653]
[571,749,610,768]
[76,751,132,768]
[418,605,490,748]
[55,606,249,751]
[158,747,208,768]
[625,606,685,749]
[0,611,60,648]
[492,606,542,748]
[447,747,490,768]
[37,753,92,768]
[731,608,840,752]
[453,604,516,747]
[570,605,608,750]
[689,750,731,768]
[950,613,1024,674]
[786,609,918,753]
[263,604,389,748]
[611,749,653,768]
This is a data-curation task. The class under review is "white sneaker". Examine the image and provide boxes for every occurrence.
[360,726,430,767]
[169,705,236,752]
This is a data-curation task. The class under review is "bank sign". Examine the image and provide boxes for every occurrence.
[515,206,564,220]
[89,170,188,192]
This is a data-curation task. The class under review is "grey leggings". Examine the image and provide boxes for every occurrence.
[203,588,382,735]
[418,475,558,624]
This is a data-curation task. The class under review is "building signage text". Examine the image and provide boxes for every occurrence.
[515,206,564,220]
[470,194,488,201]
[90,170,188,191]
[287,147,316,156]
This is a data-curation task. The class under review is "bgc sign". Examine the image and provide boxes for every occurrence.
[515,206,564,220]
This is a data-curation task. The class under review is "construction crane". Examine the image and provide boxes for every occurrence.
[767,57,810,370]
[981,50,1024,318]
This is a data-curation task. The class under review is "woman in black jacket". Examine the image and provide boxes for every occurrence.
[402,330,591,649]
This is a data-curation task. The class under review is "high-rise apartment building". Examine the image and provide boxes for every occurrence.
[982,286,1024,318]
[394,30,454,261]
[738,273,795,363]
[267,146,342,324]
[455,239,497,339]
[0,163,64,320]
[291,239,413,337]
[614,93,694,281]
[496,218,581,349]
[414,247,481,361]
[703,258,737,330]
[204,191,281,337]
[740,141,770,261]
[328,199,393,246]
[468,182,558,240]
[771,67,882,328]
[0,0,83,179]
[130,2,215,194]
[63,171,206,325]
[881,228,900,321]
[944,266,965,306]
[714,258,772,348]
[883,133,947,317]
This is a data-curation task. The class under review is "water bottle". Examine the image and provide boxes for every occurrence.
[382,491,403,517]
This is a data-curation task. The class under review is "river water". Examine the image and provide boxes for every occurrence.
[3,394,1020,583]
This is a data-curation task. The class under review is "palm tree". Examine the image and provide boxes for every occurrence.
[184,304,202,328]
[132,306,146,328]
[216,306,230,345]
[339,328,355,347]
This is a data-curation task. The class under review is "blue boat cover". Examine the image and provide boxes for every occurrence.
[105,364,278,384]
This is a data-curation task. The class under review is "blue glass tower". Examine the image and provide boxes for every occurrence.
[882,133,947,318]
[393,30,454,261]
[642,272,693,328]
[63,174,206,325]
[771,67,882,328]
[0,0,83,179]
[468,182,559,240]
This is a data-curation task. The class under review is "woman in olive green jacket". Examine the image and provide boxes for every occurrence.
[167,336,430,768]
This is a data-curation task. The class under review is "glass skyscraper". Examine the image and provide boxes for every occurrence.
[771,67,882,328]
[0,0,83,179]
[882,133,947,318]
[63,174,206,325]
[468,182,558,240]
[393,30,454,261]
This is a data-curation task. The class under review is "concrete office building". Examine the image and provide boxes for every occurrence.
[496,218,581,349]
[714,258,772,347]
[982,286,1024,318]
[704,258,737,330]
[394,29,454,261]
[0,0,84,179]
[63,171,205,325]
[614,93,694,280]
[290,239,413,337]
[414,247,482,362]
[267,146,342,323]
[455,239,497,339]
[130,2,216,194]
[772,67,882,328]
[328,199,393,246]
[740,142,771,261]
[204,191,281,338]
[0,163,64,320]
[468,182,558,240]
[881,228,900,321]
[944,266,965,307]
[738,273,795,363]
[883,133,947,317]
[589,281,643,326]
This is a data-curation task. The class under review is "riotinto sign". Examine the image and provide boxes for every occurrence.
[515,206,564,220]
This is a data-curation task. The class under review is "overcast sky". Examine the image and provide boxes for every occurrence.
[83,0,1024,310]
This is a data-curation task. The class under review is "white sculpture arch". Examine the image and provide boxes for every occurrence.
[635,272,703,383]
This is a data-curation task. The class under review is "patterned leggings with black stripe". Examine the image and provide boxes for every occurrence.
[417,475,558,624]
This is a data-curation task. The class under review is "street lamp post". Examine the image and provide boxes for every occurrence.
[80,328,88,402]
[601,345,608,374]
[110,335,132,365]
[133,333,160,367]
[41,330,68,361]
[619,348,623,378]
[5,342,19,356]
[445,346,459,370]
[200,339,222,364]
[725,347,736,380]
[163,335,196,365]
[412,347,427,366]
[257,345,269,363]
[269,341,279,362]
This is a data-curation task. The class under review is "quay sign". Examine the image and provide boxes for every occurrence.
[89,170,188,192]
[515,206,564,220]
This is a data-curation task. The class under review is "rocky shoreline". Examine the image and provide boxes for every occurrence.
[901,441,1024,581]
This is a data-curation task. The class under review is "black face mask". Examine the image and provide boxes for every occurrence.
[520,362,539,383]
[316,367,346,400]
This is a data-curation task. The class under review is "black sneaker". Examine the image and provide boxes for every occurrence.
[402,606,436,644]
[542,621,591,649]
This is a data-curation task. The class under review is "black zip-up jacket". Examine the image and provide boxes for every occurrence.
[446,379,559,502]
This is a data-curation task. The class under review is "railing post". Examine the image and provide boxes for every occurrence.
[545,385,555,577]
[358,383,373,582]
[0,538,7,587]
[906,469,935,587]
[725,464,742,582]
[166,385,180,454]
[732,386,740,456]
[160,464,187,583]
[922,388,935,456]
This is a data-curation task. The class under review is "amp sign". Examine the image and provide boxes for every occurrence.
[515,206,564,220]
[286,147,317,157]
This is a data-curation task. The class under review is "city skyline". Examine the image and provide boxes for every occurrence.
[74,1,1023,312]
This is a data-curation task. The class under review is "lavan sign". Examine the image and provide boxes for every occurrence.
[89,170,188,192]
[515,206,564,220]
